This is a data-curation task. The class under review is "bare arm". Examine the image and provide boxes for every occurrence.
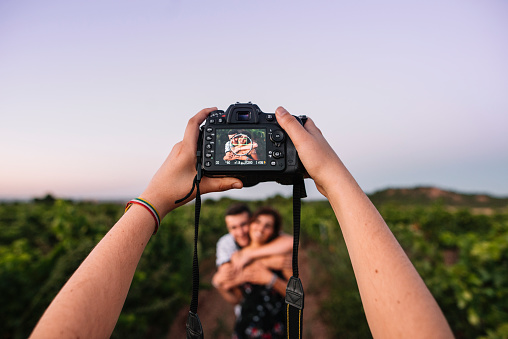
[257,253,292,272]
[230,233,293,270]
[30,108,243,338]
[275,107,453,339]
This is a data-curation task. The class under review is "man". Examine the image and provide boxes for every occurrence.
[223,129,240,161]
[212,203,293,306]
[215,203,252,268]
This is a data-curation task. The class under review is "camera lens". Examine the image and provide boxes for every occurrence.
[237,111,251,121]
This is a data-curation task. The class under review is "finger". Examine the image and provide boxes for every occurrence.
[183,107,218,146]
[275,106,312,148]
[199,177,243,194]
[301,117,323,138]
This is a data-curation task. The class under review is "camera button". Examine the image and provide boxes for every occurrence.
[209,119,216,124]
[271,130,284,143]
[206,144,212,150]
[266,114,275,121]
[273,151,283,159]
[218,118,225,123]
[205,153,212,158]
[270,161,277,166]
[206,127,213,133]
[205,161,212,167]
[205,135,213,141]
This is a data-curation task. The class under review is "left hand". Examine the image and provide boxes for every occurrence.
[141,107,243,218]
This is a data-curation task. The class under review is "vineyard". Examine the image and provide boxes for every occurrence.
[1,189,507,338]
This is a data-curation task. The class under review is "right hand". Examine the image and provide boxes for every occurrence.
[141,108,243,218]
[212,263,236,289]
[275,106,344,198]
[239,261,275,286]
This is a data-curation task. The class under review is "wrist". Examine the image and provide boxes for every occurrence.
[125,198,161,234]
[139,189,176,220]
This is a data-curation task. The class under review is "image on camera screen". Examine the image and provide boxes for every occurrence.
[215,128,267,166]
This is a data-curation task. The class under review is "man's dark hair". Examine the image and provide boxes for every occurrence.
[250,206,282,243]
[225,203,252,218]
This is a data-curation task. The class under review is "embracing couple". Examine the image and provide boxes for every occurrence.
[212,204,293,339]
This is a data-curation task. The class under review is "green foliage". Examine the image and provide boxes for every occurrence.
[0,200,116,338]
[1,195,507,338]
[379,204,508,339]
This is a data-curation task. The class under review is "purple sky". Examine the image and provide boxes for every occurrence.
[1,0,507,200]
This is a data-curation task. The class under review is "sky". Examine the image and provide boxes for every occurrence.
[1,0,507,201]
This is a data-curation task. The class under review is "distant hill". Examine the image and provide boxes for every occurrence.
[368,186,508,210]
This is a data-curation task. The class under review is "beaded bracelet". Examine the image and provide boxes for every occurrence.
[125,198,161,235]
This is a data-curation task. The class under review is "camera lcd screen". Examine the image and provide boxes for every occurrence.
[215,128,267,166]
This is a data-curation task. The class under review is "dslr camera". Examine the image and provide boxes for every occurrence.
[198,102,307,187]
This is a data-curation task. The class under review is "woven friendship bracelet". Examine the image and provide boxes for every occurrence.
[125,198,161,235]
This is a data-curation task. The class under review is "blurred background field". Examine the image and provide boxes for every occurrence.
[1,186,507,338]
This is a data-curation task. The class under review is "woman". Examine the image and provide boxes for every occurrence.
[224,131,259,161]
[221,207,292,339]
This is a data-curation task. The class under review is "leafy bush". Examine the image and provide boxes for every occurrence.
[1,197,507,338]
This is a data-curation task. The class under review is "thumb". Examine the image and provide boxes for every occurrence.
[275,106,308,148]
[199,177,243,194]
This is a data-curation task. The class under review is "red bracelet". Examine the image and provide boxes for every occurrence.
[125,198,160,235]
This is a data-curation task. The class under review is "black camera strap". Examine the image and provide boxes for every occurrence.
[175,140,205,339]
[175,173,204,339]
[285,178,306,339]
[176,143,306,339]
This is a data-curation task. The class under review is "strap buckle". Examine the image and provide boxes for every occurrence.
[285,276,304,310]
[186,311,204,339]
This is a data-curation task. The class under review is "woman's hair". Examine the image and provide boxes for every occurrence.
[250,207,282,243]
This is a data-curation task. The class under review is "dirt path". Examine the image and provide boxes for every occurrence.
[167,245,331,338]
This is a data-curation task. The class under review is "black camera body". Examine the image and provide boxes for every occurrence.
[198,102,307,187]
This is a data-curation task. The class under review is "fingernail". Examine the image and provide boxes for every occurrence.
[232,182,243,189]
[276,106,288,116]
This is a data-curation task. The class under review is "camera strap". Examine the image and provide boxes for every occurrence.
[175,173,204,339]
[175,141,205,339]
[176,140,306,339]
[286,178,306,339]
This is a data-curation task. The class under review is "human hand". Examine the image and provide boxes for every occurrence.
[212,263,237,289]
[259,254,292,272]
[275,107,344,198]
[240,261,274,286]
[141,107,243,218]
[230,249,253,272]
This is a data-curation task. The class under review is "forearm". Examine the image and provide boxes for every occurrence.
[217,287,243,305]
[30,205,154,338]
[326,165,453,339]
[30,107,244,337]
[246,234,293,261]
[275,107,452,338]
